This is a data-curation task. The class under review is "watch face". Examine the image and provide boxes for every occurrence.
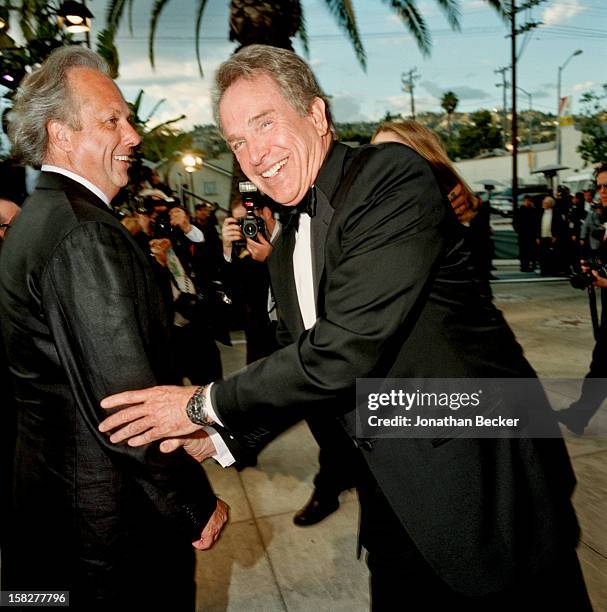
[186,387,206,425]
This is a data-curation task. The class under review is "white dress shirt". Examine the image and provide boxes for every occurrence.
[207,209,316,467]
[41,165,111,207]
[541,208,553,238]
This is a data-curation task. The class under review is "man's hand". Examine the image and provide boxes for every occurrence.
[159,429,217,462]
[221,217,242,256]
[149,238,171,267]
[448,183,478,224]
[169,207,193,233]
[193,499,229,550]
[99,385,203,446]
[581,259,607,289]
[592,271,607,288]
[246,232,272,262]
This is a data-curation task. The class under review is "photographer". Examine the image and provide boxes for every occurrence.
[560,163,607,434]
[221,193,279,363]
[122,204,223,385]
[139,190,205,244]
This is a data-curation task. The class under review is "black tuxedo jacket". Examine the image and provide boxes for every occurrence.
[0,172,216,607]
[212,143,579,595]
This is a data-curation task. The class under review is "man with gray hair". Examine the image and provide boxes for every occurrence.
[0,46,227,609]
[101,45,590,609]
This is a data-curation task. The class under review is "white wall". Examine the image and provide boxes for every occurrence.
[455,125,586,189]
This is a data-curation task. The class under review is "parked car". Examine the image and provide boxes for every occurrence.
[490,186,550,216]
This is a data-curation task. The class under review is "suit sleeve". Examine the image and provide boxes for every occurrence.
[40,221,217,539]
[212,145,448,432]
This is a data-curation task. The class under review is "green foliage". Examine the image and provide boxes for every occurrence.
[577,84,607,165]
[0,1,74,97]
[127,89,203,183]
[457,110,503,159]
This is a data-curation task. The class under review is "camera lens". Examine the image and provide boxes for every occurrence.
[242,219,258,238]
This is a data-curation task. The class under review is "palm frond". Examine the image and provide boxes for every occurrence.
[96,28,120,78]
[105,0,127,34]
[483,0,508,19]
[128,0,135,35]
[195,0,209,77]
[382,0,431,56]
[146,115,187,135]
[297,4,310,58]
[144,98,167,125]
[149,0,171,69]
[433,0,460,31]
[323,0,367,70]
[131,89,144,118]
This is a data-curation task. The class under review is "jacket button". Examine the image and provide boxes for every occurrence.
[358,439,375,451]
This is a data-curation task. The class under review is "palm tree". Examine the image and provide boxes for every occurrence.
[441,90,459,141]
[125,89,203,191]
[106,0,507,76]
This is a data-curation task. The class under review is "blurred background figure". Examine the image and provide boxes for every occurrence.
[121,201,226,384]
[559,163,607,435]
[537,196,567,276]
[514,194,540,272]
[221,194,279,364]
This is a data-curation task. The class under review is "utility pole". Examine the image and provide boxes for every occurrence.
[507,0,544,215]
[494,66,509,143]
[401,69,420,120]
[511,1,518,213]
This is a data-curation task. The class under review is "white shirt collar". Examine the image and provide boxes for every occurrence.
[41,165,111,208]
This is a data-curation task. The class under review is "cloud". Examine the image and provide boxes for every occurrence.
[529,89,551,100]
[542,1,584,26]
[421,80,489,100]
[116,58,220,129]
[330,94,369,122]
[573,81,596,93]
[372,94,440,118]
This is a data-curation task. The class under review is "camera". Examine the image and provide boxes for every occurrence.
[142,197,178,240]
[569,255,607,290]
[235,181,266,246]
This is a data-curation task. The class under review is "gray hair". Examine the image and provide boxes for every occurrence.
[8,46,109,167]
[212,44,333,135]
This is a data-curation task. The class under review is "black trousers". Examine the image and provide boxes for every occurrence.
[306,414,364,496]
[171,320,222,386]
[568,315,607,429]
[358,476,592,611]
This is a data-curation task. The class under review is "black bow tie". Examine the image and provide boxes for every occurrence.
[283,186,317,232]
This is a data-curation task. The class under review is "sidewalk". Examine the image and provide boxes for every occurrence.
[196,280,607,612]
[492,259,566,283]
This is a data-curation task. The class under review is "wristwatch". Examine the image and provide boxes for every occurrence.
[185,385,214,426]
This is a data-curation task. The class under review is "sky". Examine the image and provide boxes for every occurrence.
[9,0,607,130]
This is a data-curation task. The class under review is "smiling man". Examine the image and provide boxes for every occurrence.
[0,47,226,609]
[100,45,590,609]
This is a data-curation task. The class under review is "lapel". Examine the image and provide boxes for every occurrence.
[268,142,353,337]
[35,171,113,216]
[310,189,334,309]
[269,225,305,337]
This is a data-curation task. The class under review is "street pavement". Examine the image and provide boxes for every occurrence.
[197,274,607,612]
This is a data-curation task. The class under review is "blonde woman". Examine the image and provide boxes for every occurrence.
[372,120,478,223]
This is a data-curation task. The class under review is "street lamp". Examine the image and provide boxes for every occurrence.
[516,86,533,151]
[181,153,203,212]
[556,49,583,164]
[56,1,93,34]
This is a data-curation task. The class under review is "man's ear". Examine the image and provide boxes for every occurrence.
[47,119,73,154]
[308,97,330,136]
